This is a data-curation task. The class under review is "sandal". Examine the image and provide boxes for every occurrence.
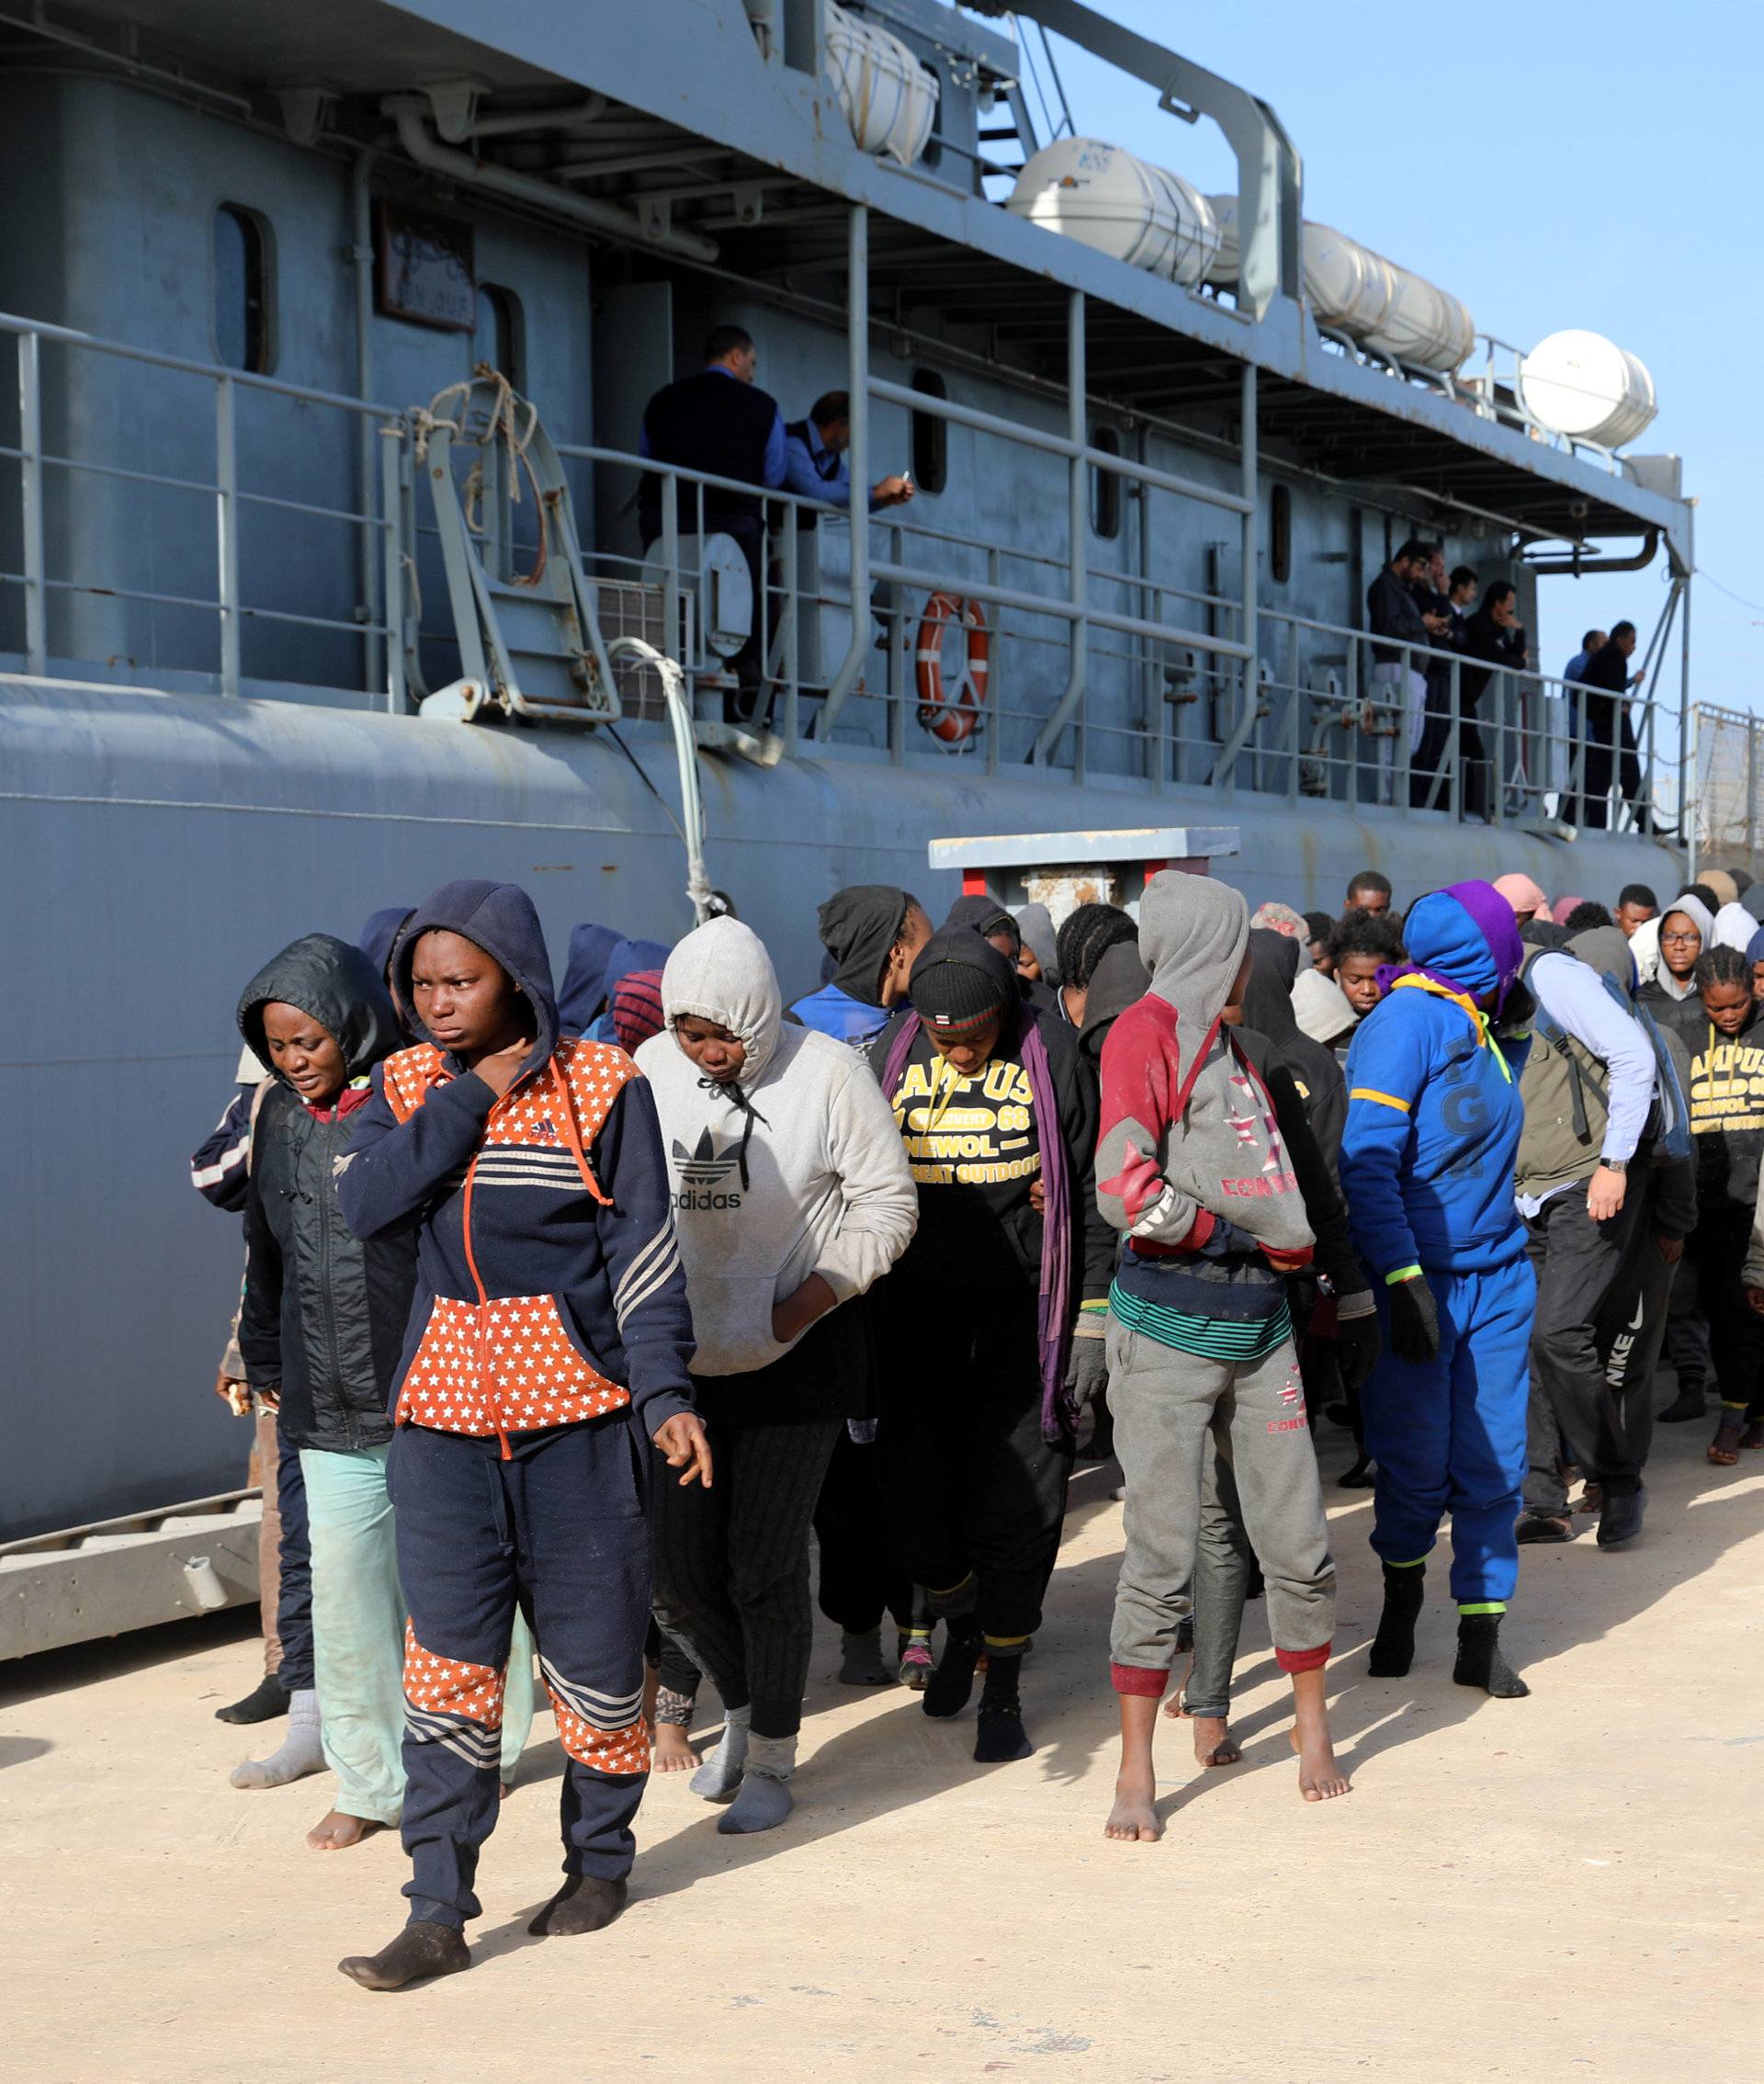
[1708,1421,1744,1467]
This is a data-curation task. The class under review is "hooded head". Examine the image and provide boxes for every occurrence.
[357,905,415,984]
[1249,900,1306,943]
[556,923,623,1035]
[943,893,1020,956]
[598,937,671,1028]
[1566,923,1638,999]
[908,925,1019,1064]
[818,884,912,1007]
[1078,936,1148,1061]
[395,879,559,1077]
[1713,901,1758,955]
[1520,916,1571,951]
[1492,872,1549,923]
[238,933,402,1093]
[1239,928,1302,1044]
[1291,965,1357,1048]
[1550,894,1586,925]
[660,917,784,1085]
[1139,872,1250,1057]
[1394,881,1524,1009]
[1016,901,1060,986]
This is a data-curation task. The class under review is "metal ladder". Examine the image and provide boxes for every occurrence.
[415,368,620,725]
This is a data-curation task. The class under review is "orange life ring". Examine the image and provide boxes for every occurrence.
[915,593,989,744]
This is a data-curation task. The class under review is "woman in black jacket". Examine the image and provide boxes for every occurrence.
[234,934,533,1848]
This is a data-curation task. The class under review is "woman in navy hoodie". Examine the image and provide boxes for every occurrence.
[335,880,707,1991]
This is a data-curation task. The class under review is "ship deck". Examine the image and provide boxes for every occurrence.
[3,1414,1758,2082]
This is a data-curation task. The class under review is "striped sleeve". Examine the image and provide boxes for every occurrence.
[189,1084,256,1211]
[593,1076,696,1431]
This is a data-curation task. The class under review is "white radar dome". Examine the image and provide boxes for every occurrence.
[1519,330,1657,448]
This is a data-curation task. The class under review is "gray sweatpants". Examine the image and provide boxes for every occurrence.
[1107,1318,1335,1690]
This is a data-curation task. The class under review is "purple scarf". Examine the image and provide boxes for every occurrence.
[882,1008,1075,1444]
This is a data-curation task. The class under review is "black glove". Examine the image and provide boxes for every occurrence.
[1387,1275,1440,1365]
[1334,1304,1382,1389]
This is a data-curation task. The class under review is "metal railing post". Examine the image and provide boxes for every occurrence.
[813,203,869,738]
[780,517,800,752]
[379,418,407,713]
[215,374,241,694]
[1029,289,1088,769]
[1681,581,1697,870]
[17,328,45,674]
[887,523,906,763]
[986,543,1002,776]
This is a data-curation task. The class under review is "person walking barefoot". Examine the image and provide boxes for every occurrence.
[1096,875,1348,1842]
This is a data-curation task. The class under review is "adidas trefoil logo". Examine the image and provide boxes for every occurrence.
[673,1127,741,1189]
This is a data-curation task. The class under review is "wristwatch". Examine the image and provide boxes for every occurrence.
[1601,1158,1628,1174]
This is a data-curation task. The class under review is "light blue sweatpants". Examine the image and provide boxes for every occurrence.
[301,1444,535,1823]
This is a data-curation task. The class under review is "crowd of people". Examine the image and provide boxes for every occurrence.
[187,852,1763,1982]
[1364,538,1648,829]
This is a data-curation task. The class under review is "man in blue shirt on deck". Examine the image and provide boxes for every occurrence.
[781,391,916,515]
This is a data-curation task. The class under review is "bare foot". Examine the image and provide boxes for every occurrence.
[652,1723,697,1774]
[307,1809,386,1852]
[1289,1725,1351,1802]
[1186,1712,1241,1767]
[1103,1770,1163,1842]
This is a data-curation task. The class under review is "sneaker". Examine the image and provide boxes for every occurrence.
[896,1637,934,1691]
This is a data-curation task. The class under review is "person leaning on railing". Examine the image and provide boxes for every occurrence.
[1366,537,1452,763]
[1577,620,1648,832]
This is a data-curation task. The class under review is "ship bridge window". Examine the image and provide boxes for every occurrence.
[474,283,525,391]
[213,204,273,374]
[1270,482,1292,583]
[1091,425,1123,539]
[910,368,947,494]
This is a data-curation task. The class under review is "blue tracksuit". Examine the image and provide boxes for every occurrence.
[1339,887,1533,1608]
[339,880,695,1929]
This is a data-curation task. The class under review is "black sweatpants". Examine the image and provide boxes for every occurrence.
[1523,1178,1650,1512]
[877,1277,1074,1642]
[814,1425,929,1637]
[1686,1206,1764,1423]
[391,1419,650,1931]
[650,1414,842,1739]
[1588,1214,1673,1490]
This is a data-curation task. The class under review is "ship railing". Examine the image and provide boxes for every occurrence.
[0,310,402,700]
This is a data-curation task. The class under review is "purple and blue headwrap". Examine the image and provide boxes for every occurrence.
[1375,878,1525,1013]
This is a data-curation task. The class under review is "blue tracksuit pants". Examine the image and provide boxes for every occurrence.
[1362,1255,1535,1608]
[390,1418,651,1930]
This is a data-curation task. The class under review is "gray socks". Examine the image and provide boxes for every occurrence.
[231,1686,324,1788]
[717,1731,796,1835]
[689,1705,750,1800]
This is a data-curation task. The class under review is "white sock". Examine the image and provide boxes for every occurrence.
[230,1687,324,1789]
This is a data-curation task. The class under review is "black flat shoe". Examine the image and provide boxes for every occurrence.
[1596,1486,1645,1548]
[214,1672,288,1725]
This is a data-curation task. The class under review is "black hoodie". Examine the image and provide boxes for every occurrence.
[237,934,413,1452]
[820,884,910,1006]
[871,926,1114,1297]
[1238,930,1348,1169]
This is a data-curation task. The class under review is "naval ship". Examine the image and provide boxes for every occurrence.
[0,0,1694,1636]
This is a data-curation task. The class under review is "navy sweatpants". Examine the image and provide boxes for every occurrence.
[1362,1255,1534,1608]
[275,1424,314,1693]
[390,1419,651,1930]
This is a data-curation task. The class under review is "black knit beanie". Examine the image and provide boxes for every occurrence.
[910,946,1010,1039]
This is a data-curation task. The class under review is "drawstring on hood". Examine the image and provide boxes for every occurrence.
[662,917,784,1191]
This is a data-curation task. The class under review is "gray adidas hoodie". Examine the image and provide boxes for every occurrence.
[638,917,919,1377]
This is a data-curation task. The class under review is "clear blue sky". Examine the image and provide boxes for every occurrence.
[1004,0,1760,716]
